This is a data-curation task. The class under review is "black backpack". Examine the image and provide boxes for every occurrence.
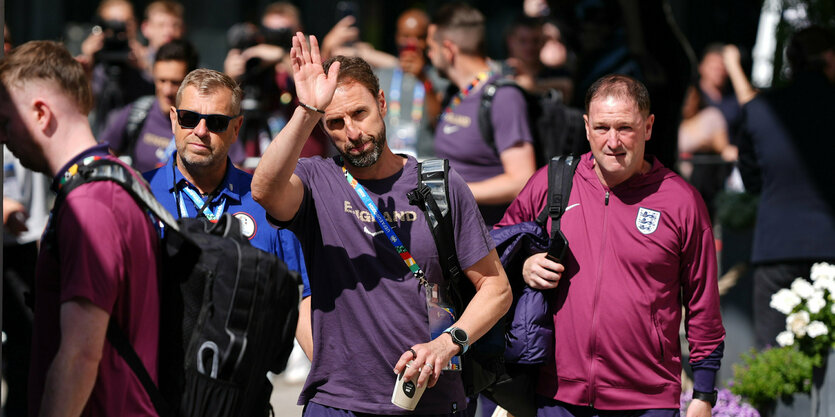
[407,159,506,397]
[50,157,300,417]
[479,79,588,167]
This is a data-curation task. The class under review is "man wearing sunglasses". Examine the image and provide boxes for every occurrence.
[143,68,310,301]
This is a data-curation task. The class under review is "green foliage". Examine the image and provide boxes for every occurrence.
[731,346,818,410]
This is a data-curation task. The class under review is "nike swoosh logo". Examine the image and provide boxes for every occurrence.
[565,203,580,211]
[442,125,460,135]
[364,226,383,237]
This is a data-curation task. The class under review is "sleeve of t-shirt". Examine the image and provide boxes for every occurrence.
[449,166,495,270]
[490,86,534,153]
[276,228,311,298]
[99,104,133,154]
[494,165,549,229]
[56,189,125,314]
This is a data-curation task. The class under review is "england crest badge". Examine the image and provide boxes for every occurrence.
[636,207,661,235]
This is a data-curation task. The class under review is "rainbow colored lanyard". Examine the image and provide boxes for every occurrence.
[58,155,105,190]
[443,71,490,115]
[342,165,430,288]
[388,68,426,126]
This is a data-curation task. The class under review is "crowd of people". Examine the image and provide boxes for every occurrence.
[2,1,835,417]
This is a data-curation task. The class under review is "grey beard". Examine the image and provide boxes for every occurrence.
[342,139,383,167]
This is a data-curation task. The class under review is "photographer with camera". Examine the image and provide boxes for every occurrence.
[224,2,330,164]
[77,0,153,135]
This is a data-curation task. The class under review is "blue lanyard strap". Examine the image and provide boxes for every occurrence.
[178,185,226,221]
[342,165,430,288]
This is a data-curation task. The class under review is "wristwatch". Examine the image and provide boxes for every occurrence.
[443,327,469,355]
[692,389,718,408]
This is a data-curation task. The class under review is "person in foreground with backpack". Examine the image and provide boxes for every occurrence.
[252,32,512,416]
[495,74,725,417]
[0,40,161,417]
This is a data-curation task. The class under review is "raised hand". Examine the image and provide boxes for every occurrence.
[290,32,340,113]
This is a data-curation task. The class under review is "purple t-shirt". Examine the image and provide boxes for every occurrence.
[434,75,533,225]
[100,99,174,173]
[279,155,494,414]
[29,146,160,417]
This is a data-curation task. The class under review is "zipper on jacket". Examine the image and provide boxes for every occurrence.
[588,189,610,406]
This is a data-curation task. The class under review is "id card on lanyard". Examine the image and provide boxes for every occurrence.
[343,165,461,371]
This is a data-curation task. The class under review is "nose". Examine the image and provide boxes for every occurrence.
[192,118,209,137]
[344,119,362,141]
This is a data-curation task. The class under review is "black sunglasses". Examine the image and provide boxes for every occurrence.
[176,109,240,133]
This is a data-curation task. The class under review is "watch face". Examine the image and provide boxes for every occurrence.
[451,328,468,343]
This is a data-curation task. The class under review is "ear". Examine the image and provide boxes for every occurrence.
[644,114,654,142]
[583,114,590,143]
[169,106,178,133]
[32,99,53,135]
[442,39,456,61]
[230,114,244,140]
[140,21,150,40]
[377,89,387,117]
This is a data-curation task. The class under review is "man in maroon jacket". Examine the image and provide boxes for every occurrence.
[496,74,725,417]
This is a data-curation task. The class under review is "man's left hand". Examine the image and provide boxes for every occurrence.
[393,335,459,389]
[686,398,712,417]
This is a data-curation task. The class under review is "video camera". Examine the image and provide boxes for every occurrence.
[92,18,132,65]
[227,23,294,52]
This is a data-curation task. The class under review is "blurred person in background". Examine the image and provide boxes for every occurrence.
[139,1,186,73]
[77,0,154,135]
[500,15,573,100]
[737,25,835,349]
[373,8,442,159]
[99,39,199,172]
[224,2,330,164]
[428,3,536,227]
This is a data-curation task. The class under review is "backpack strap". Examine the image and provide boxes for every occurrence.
[47,156,177,417]
[407,158,465,314]
[478,78,527,155]
[107,320,175,417]
[535,155,579,239]
[123,95,156,157]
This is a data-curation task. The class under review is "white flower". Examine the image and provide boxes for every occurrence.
[791,278,816,299]
[777,330,796,347]
[813,275,835,294]
[831,303,835,315]
[807,321,829,338]
[787,311,811,337]
[808,292,827,314]
[811,263,835,283]
[771,288,802,315]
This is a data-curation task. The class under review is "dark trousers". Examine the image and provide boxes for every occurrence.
[753,261,818,349]
[536,397,678,417]
[3,242,37,417]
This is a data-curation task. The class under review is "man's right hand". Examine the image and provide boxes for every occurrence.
[522,252,563,290]
[290,32,340,113]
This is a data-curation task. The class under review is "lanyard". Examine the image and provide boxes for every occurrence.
[178,186,225,221]
[341,165,430,289]
[388,68,426,126]
[172,162,225,221]
[443,71,490,115]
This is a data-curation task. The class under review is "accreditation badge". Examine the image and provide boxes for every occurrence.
[426,283,462,371]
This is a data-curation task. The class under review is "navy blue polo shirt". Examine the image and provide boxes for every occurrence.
[144,154,310,296]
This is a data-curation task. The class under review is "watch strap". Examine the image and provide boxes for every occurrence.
[692,389,718,408]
